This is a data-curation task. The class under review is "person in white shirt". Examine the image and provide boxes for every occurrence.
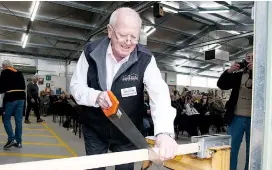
[70,7,177,170]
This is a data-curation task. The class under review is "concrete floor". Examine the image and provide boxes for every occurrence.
[0,115,247,170]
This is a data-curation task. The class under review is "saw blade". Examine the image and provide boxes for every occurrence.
[102,91,163,168]
[108,107,163,168]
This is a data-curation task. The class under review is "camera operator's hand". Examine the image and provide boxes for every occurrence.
[247,62,253,71]
[227,62,240,73]
[96,91,112,109]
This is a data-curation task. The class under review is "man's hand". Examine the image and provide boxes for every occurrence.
[227,62,240,73]
[247,62,253,71]
[96,91,112,109]
[31,98,35,103]
[155,134,178,161]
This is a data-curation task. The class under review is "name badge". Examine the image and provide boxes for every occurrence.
[121,87,137,98]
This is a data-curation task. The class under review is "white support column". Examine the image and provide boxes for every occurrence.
[65,60,69,92]
[250,1,272,170]
[260,2,272,170]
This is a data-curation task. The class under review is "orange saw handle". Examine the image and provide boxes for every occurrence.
[102,91,119,117]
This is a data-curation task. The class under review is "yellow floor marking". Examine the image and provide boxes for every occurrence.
[0,133,55,138]
[0,142,64,147]
[23,128,46,131]
[0,152,71,159]
[42,122,78,157]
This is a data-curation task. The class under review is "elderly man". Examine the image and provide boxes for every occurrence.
[25,75,43,123]
[70,7,177,170]
[0,60,26,149]
[217,52,253,170]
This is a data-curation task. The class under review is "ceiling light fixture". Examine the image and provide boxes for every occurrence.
[146,27,156,36]
[199,4,222,8]
[21,33,26,42]
[30,1,40,21]
[163,7,178,13]
[227,31,240,35]
[22,34,29,48]
[160,1,179,9]
[199,10,230,14]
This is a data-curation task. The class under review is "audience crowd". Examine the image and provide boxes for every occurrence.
[142,89,227,138]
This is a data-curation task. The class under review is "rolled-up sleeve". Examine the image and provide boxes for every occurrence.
[143,56,176,136]
[70,52,101,107]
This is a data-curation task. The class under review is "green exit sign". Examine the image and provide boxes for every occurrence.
[169,80,175,82]
[46,75,51,81]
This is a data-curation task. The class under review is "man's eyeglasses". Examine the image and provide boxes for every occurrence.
[108,25,139,44]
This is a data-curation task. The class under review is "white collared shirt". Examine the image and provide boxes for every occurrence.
[105,43,129,90]
[70,43,176,135]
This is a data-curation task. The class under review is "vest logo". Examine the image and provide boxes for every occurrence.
[122,73,139,82]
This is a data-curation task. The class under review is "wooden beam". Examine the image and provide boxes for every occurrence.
[0,143,199,170]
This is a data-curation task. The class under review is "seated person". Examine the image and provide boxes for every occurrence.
[142,92,153,136]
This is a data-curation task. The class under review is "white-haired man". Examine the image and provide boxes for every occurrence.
[70,7,177,170]
[0,60,26,149]
[25,75,43,123]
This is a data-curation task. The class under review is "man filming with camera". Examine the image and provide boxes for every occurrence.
[217,52,253,170]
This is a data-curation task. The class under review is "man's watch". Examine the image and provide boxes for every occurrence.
[155,132,175,139]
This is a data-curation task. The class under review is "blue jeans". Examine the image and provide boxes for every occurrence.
[3,100,25,143]
[228,115,251,170]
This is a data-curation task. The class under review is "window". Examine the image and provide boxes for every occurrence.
[207,78,218,88]
[191,76,207,87]
[177,74,190,86]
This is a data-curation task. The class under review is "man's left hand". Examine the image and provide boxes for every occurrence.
[155,134,178,161]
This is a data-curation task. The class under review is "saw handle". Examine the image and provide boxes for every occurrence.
[102,91,119,117]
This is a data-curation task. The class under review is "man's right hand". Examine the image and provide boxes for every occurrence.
[96,91,112,109]
[227,62,240,73]
[31,98,35,103]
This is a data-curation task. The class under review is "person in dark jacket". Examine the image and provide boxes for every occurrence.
[217,52,253,170]
[0,60,26,149]
[25,75,44,123]
[195,93,211,135]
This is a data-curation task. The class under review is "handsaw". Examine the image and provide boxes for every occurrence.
[102,91,163,168]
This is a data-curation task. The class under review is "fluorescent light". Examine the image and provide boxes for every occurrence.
[163,7,178,13]
[31,1,40,21]
[160,1,179,9]
[227,31,240,35]
[146,27,156,36]
[199,10,229,14]
[214,45,222,49]
[143,26,152,33]
[22,34,29,48]
[21,33,26,42]
[200,4,222,8]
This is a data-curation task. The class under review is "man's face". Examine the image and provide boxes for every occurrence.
[246,52,253,63]
[202,96,207,103]
[33,78,38,83]
[144,93,148,101]
[108,16,140,58]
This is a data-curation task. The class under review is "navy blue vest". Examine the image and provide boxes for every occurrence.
[81,37,152,144]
